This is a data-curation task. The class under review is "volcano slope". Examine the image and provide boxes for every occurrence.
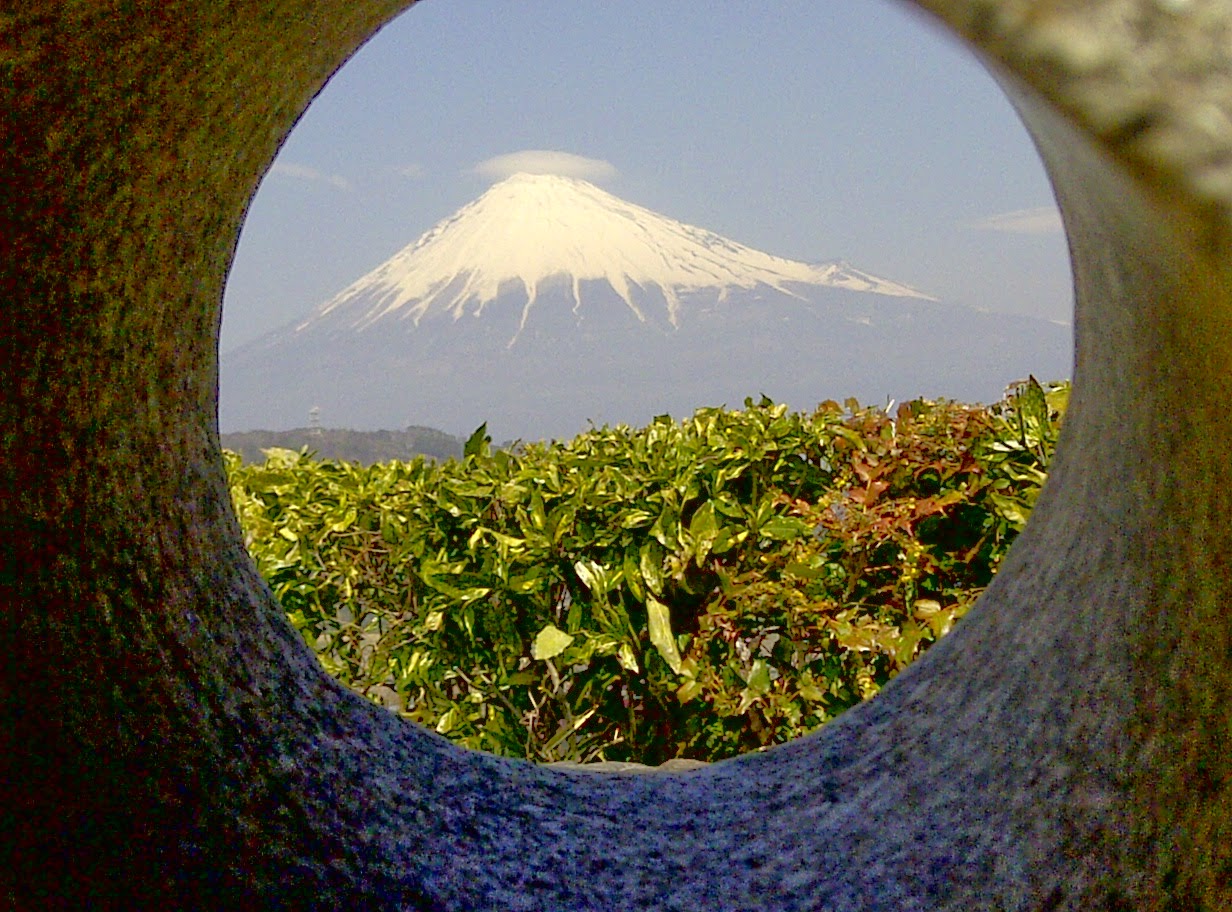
[222,171,1069,438]
[6,1,1232,909]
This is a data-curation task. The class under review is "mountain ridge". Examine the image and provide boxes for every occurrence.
[222,174,1070,440]
[221,425,464,466]
[290,173,933,344]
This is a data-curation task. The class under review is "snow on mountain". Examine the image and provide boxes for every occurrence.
[222,172,1070,439]
[298,173,933,341]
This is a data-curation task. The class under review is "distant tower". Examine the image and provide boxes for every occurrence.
[308,406,321,436]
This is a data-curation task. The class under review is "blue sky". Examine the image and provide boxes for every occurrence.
[221,0,1072,353]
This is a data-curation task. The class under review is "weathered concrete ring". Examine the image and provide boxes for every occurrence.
[6,1,1232,908]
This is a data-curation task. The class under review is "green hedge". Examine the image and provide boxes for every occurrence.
[227,379,1066,765]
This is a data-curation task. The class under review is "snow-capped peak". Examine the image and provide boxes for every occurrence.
[301,172,933,336]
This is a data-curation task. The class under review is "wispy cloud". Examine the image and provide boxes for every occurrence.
[471,150,618,182]
[269,162,351,191]
[397,163,426,180]
[971,206,1064,235]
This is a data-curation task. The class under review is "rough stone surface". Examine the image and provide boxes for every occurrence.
[4,1,1232,909]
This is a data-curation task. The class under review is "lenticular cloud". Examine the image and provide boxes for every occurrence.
[471,151,619,183]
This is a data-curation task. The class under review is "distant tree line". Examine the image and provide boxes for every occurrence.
[221,425,463,465]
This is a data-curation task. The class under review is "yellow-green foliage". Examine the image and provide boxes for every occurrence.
[228,380,1066,765]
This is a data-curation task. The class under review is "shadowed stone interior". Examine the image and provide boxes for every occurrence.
[5,1,1232,908]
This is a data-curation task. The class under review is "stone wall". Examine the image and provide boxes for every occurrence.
[5,2,1232,908]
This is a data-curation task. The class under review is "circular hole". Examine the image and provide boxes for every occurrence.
[219,1,1073,766]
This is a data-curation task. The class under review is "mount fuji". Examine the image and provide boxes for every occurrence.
[221,173,1070,440]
